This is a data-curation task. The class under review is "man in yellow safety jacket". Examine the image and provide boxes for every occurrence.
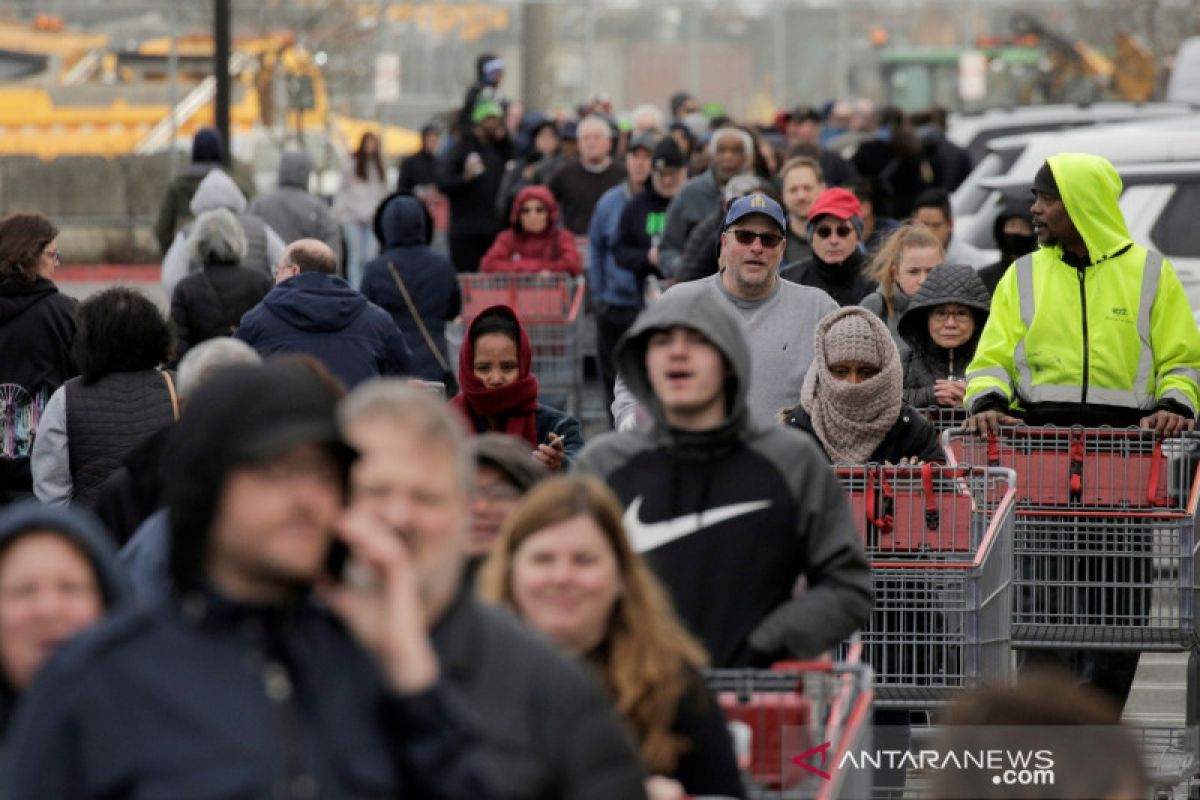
[963,152,1200,709]
[964,152,1200,435]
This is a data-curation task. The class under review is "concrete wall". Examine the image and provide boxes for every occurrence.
[0,154,172,263]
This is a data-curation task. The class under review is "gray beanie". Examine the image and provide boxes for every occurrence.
[471,433,547,492]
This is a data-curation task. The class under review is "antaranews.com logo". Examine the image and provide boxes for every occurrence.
[784,725,1156,799]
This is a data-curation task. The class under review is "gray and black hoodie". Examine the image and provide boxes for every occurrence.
[575,290,872,667]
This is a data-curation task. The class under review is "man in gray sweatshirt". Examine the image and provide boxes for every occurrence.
[613,193,837,429]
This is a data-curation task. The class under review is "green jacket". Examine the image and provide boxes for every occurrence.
[154,163,257,254]
[965,153,1200,416]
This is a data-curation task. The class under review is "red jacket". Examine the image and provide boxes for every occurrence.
[480,185,581,276]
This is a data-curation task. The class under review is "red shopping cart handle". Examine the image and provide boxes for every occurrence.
[921,462,939,531]
[1148,438,1168,507]
[769,659,835,673]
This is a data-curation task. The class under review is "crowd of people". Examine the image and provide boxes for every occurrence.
[0,53,1197,798]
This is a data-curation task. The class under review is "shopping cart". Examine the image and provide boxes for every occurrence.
[705,649,875,799]
[942,427,1200,651]
[836,465,1016,707]
[914,406,968,436]
[446,274,587,413]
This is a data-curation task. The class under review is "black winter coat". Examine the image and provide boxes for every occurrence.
[784,404,943,465]
[437,131,512,237]
[896,263,991,409]
[0,277,77,500]
[779,249,876,307]
[361,197,462,382]
[169,262,273,360]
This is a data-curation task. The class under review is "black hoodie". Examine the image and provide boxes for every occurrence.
[0,277,77,499]
[575,289,872,667]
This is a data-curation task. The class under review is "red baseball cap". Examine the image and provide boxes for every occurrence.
[807,187,863,223]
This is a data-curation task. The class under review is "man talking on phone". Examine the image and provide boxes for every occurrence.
[4,361,496,799]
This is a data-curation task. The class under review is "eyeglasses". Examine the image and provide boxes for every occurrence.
[930,307,973,323]
[814,224,853,239]
[520,206,548,215]
[43,249,60,262]
[728,229,784,249]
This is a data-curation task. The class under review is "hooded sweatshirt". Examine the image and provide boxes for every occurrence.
[965,153,1200,422]
[235,271,412,388]
[480,186,582,275]
[360,196,462,382]
[247,151,341,253]
[576,289,872,667]
[0,502,127,740]
[978,202,1037,295]
[897,263,990,409]
[161,170,286,298]
[0,277,77,499]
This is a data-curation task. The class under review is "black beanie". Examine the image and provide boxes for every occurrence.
[191,126,224,164]
[1032,161,1060,199]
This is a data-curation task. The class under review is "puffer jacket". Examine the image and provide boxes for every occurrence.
[170,261,274,360]
[360,196,462,382]
[896,263,990,408]
[480,186,581,275]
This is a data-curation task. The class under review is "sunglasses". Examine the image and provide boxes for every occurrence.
[814,223,854,239]
[520,206,548,215]
[728,229,784,249]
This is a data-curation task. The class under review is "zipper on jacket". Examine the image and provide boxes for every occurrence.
[1077,269,1089,404]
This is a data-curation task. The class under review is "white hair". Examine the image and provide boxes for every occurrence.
[176,337,261,399]
[631,104,664,133]
[186,207,247,266]
[710,127,755,163]
[577,115,613,139]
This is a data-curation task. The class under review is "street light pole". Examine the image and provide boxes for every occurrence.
[214,0,231,165]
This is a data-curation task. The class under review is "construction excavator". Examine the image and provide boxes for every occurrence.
[0,17,417,161]
[1010,12,1158,104]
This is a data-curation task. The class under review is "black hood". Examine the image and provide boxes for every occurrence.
[896,262,991,350]
[164,361,354,596]
[0,276,59,323]
[991,199,1034,248]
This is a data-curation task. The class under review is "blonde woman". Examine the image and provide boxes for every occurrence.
[860,222,943,340]
[480,475,745,800]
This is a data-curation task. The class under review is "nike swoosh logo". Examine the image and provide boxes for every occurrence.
[623,496,772,553]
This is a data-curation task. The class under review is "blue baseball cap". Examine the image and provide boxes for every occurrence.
[723,192,787,235]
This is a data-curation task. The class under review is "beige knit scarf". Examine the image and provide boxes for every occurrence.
[799,307,903,464]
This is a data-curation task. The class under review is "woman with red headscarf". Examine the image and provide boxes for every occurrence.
[450,305,583,470]
[479,186,581,275]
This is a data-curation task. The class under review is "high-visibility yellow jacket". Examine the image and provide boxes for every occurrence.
[965,153,1200,416]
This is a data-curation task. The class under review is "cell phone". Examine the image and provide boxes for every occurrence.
[420,380,446,399]
[324,539,350,583]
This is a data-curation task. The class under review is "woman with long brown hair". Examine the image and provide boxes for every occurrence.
[334,131,389,289]
[480,475,745,800]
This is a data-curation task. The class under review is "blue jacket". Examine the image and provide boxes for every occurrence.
[235,272,412,388]
[465,405,585,468]
[4,585,495,799]
[361,197,462,382]
[587,182,641,309]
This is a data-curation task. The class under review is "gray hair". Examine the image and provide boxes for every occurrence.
[577,115,613,139]
[338,380,474,494]
[630,104,664,133]
[186,207,247,266]
[176,337,261,399]
[710,127,755,163]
